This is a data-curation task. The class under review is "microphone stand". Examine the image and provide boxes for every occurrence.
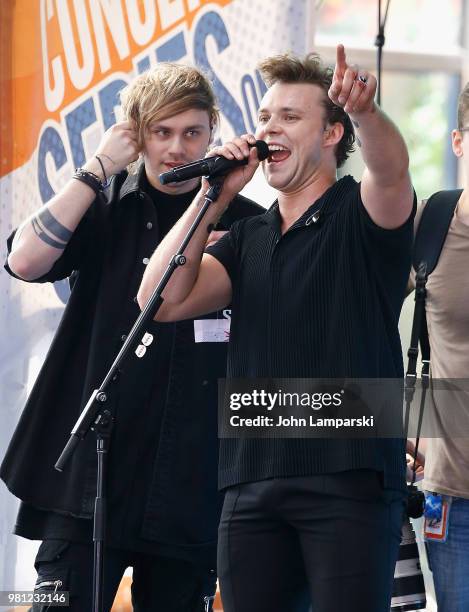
[375,0,391,105]
[55,175,226,612]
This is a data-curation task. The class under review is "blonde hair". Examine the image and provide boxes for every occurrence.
[120,63,219,149]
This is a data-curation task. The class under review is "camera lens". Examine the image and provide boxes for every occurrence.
[391,515,426,611]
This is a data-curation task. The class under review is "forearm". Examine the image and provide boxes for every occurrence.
[8,157,104,280]
[138,189,230,307]
[350,104,409,186]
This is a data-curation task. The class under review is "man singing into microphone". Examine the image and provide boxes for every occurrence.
[138,47,415,611]
[2,63,261,610]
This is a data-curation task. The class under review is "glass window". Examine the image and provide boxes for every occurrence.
[339,72,460,199]
[316,0,463,52]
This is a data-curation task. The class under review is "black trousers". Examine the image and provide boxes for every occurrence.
[218,471,406,612]
[31,539,217,611]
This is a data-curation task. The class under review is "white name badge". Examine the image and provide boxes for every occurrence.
[194,318,231,343]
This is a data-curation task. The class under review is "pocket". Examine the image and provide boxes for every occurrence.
[34,540,70,569]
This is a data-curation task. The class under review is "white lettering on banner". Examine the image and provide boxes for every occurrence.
[41,0,65,112]
[125,0,157,46]
[40,0,209,108]
[90,0,131,74]
[56,0,95,90]
[158,0,185,30]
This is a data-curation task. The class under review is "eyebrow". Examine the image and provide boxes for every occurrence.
[257,106,304,115]
[150,123,207,130]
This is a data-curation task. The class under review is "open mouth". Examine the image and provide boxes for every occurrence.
[267,144,291,163]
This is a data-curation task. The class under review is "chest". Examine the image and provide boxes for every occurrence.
[426,223,469,326]
[237,217,367,313]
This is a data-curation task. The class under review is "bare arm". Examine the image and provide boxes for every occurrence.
[406,438,426,482]
[137,135,260,321]
[8,121,139,280]
[328,45,413,230]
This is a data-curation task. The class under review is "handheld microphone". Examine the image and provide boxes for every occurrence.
[159,140,269,185]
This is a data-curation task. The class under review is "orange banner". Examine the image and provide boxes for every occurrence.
[0,0,232,178]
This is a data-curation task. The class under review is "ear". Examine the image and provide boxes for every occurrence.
[207,122,216,148]
[452,129,464,158]
[323,122,344,149]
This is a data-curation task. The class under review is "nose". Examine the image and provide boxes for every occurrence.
[256,116,280,140]
[167,134,185,157]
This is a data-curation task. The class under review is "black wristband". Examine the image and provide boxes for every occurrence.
[73,168,103,194]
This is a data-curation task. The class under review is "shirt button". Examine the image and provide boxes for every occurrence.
[133,296,138,303]
[202,380,209,386]
[142,257,150,265]
[146,222,153,230]
[121,334,127,342]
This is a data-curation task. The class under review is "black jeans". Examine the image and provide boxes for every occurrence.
[218,471,405,612]
[31,540,217,611]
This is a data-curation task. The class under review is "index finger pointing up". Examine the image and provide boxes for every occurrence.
[335,44,347,77]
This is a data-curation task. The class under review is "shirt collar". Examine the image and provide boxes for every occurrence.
[259,176,356,229]
[118,162,146,200]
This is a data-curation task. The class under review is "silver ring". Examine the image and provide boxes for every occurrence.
[358,75,368,84]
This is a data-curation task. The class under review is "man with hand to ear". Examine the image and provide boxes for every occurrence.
[2,63,262,611]
[139,45,415,612]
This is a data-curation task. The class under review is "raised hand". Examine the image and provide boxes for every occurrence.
[94,120,140,177]
[328,44,377,115]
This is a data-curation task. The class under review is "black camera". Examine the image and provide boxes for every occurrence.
[406,483,425,519]
[391,514,427,611]
[391,485,427,611]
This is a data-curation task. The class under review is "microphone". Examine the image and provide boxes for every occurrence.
[159,140,269,185]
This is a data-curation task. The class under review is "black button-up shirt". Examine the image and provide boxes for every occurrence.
[2,164,263,565]
[206,176,416,492]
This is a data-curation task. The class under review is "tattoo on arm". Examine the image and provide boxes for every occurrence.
[352,120,360,129]
[38,208,73,242]
[30,208,73,250]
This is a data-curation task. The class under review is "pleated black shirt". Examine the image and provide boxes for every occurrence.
[206,176,416,491]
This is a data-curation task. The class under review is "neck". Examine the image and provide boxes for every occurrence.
[277,170,337,233]
[458,188,469,225]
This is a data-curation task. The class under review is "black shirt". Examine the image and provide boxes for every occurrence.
[13,179,201,555]
[206,176,416,491]
[2,164,263,565]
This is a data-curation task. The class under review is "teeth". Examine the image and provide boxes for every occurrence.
[268,145,288,152]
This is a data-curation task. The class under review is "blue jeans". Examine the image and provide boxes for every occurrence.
[426,496,469,612]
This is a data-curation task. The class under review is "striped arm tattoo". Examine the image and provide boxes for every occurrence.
[30,208,73,250]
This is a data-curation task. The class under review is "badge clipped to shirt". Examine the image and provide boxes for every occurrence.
[194,311,231,343]
[424,492,451,543]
